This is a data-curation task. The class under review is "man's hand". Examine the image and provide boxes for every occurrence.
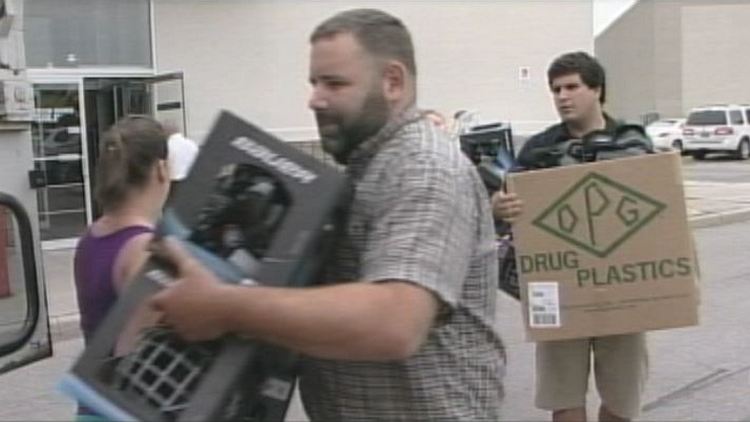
[148,237,234,342]
[491,190,523,223]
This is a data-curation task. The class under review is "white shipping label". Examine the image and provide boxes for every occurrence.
[528,282,561,328]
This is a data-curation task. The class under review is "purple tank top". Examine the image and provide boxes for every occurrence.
[73,225,153,343]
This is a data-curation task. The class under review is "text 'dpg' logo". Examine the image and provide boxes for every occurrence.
[532,172,665,257]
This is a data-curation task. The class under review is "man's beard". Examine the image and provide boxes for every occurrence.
[317,89,390,164]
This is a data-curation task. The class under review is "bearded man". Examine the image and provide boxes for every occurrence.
[150,9,506,421]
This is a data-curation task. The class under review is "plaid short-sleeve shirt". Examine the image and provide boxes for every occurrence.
[299,108,506,421]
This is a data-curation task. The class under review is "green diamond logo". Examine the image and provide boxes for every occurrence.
[532,172,666,257]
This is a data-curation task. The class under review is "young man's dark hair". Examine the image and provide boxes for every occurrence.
[547,51,606,104]
[310,8,417,77]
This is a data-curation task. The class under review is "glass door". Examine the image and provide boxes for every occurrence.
[26,74,185,242]
[30,83,89,245]
[83,73,186,218]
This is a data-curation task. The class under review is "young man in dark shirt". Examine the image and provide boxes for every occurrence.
[492,51,648,422]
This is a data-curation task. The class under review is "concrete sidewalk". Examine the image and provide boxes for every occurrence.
[684,181,750,228]
[44,180,750,342]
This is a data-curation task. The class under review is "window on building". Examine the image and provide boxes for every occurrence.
[24,0,152,68]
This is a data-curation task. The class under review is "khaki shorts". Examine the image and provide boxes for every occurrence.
[535,333,648,419]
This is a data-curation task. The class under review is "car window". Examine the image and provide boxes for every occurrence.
[745,109,750,124]
[729,110,743,125]
[686,110,727,126]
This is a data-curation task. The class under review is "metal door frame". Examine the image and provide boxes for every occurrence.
[27,76,89,250]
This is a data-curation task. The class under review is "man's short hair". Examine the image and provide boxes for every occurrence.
[310,8,417,77]
[547,51,606,104]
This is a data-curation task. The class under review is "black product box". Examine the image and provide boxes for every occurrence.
[59,111,349,422]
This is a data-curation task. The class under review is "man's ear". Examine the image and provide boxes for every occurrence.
[381,60,407,102]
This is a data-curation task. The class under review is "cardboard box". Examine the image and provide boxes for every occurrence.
[507,152,699,342]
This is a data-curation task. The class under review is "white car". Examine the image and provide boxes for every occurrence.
[681,104,750,160]
[645,118,686,153]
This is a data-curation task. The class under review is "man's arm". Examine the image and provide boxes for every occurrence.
[149,238,439,361]
[151,146,474,361]
[493,126,558,220]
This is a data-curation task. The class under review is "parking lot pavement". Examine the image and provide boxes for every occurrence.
[0,336,80,421]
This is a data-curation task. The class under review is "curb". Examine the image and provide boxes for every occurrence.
[689,209,750,229]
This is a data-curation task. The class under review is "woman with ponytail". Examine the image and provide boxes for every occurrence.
[72,115,170,422]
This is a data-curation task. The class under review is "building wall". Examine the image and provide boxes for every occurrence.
[681,1,750,111]
[652,0,684,118]
[152,0,593,141]
[0,0,51,360]
[1,0,41,238]
[597,0,750,122]
[595,0,656,123]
